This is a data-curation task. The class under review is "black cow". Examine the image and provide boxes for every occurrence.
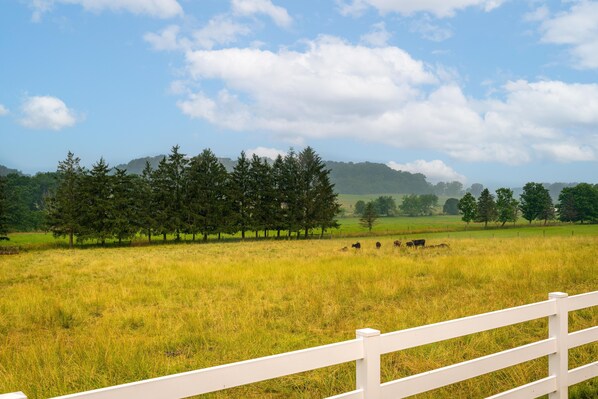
[406,239,426,248]
[351,242,361,249]
[0,236,9,241]
[393,240,401,247]
[375,241,381,249]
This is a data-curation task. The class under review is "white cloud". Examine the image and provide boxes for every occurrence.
[337,0,504,18]
[231,0,292,28]
[20,95,78,130]
[145,17,251,52]
[29,0,183,21]
[539,2,598,69]
[246,146,287,160]
[192,15,252,49]
[176,37,598,165]
[523,5,550,23]
[410,16,453,42]
[0,104,8,116]
[532,143,595,163]
[360,22,391,47]
[387,160,466,183]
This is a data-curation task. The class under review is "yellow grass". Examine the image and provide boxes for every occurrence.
[1,236,597,398]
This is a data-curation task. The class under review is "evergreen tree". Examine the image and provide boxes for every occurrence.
[166,145,188,240]
[187,149,228,241]
[270,155,286,238]
[495,188,518,227]
[476,188,497,228]
[79,158,113,244]
[0,176,8,236]
[230,151,251,239]
[520,182,554,224]
[46,152,83,248]
[359,201,378,232]
[152,157,171,241]
[111,168,139,244]
[298,147,339,238]
[139,161,156,242]
[281,150,302,238]
[458,192,477,227]
[248,154,274,238]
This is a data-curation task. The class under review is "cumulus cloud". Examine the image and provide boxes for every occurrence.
[337,0,504,18]
[175,36,598,165]
[539,1,598,69]
[145,17,251,52]
[246,146,287,160]
[29,0,183,21]
[0,104,8,116]
[387,160,466,183]
[360,22,391,47]
[231,0,292,28]
[19,95,79,130]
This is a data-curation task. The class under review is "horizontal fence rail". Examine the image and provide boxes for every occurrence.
[2,291,597,399]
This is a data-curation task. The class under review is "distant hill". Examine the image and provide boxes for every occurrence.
[115,155,236,174]
[114,156,433,194]
[0,165,22,176]
[325,161,432,194]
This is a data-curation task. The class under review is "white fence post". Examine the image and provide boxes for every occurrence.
[356,328,381,399]
[548,292,568,399]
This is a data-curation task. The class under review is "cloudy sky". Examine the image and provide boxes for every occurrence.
[1,0,598,187]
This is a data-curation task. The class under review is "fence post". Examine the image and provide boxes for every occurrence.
[0,393,28,399]
[548,292,568,399]
[356,328,381,399]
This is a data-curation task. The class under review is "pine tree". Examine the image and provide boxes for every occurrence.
[139,161,156,242]
[166,145,188,241]
[46,151,83,248]
[152,157,171,241]
[0,176,9,236]
[475,188,497,228]
[270,155,286,238]
[458,192,477,227]
[248,154,274,238]
[230,151,251,239]
[187,149,228,241]
[281,150,302,238]
[79,158,113,244]
[111,168,139,244]
[297,147,339,238]
[496,188,518,226]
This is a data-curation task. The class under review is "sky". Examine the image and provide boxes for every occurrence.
[1,0,598,188]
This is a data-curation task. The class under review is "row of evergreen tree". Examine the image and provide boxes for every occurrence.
[44,146,340,247]
[456,182,598,228]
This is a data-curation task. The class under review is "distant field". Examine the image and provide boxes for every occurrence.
[1,234,597,398]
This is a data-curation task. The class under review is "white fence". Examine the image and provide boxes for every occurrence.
[3,291,597,399]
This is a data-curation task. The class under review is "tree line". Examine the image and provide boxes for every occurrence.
[0,146,341,247]
[456,182,598,228]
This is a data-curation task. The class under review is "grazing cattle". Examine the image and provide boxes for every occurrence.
[376,241,381,249]
[393,240,401,247]
[340,246,349,252]
[351,242,361,249]
[406,239,426,248]
[437,243,450,248]
[0,236,9,241]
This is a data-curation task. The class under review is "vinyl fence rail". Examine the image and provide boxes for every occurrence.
[2,291,597,399]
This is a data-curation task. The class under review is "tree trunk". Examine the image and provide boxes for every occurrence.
[69,231,74,249]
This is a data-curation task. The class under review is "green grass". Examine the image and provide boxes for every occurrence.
[1,235,597,398]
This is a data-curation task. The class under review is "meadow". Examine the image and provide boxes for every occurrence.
[1,231,597,398]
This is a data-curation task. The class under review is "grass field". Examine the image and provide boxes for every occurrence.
[1,229,597,398]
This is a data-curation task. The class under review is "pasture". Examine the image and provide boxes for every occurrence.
[1,233,597,398]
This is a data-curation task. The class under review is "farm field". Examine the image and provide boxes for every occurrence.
[1,233,597,398]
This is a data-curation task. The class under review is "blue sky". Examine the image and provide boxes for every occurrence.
[1,0,598,188]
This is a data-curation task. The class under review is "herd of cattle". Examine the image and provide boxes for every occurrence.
[343,239,449,251]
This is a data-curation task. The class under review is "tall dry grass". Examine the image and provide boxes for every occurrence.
[0,236,596,398]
